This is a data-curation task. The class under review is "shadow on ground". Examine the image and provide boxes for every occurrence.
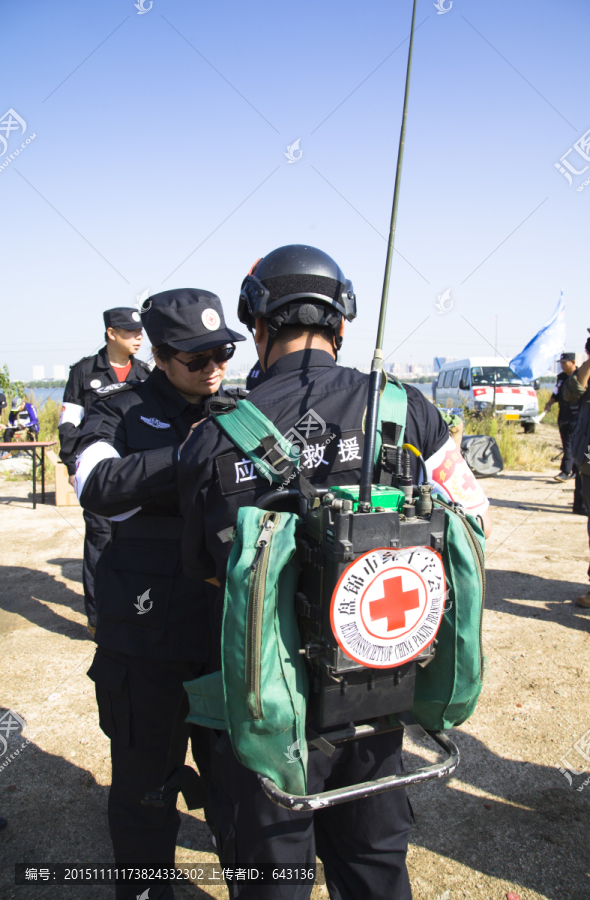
[488,496,570,513]
[404,729,589,900]
[47,558,83,584]
[0,732,215,900]
[485,568,590,632]
[0,566,88,640]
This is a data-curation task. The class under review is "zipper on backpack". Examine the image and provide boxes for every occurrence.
[246,512,279,720]
[432,497,486,679]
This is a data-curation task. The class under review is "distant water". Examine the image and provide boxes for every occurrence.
[27,387,64,406]
[25,382,434,407]
[401,382,435,399]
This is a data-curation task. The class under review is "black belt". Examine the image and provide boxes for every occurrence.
[113,515,184,540]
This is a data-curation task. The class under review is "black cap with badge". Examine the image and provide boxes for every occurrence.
[103,307,143,330]
[140,288,246,353]
[559,351,576,361]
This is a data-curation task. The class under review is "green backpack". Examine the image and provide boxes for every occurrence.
[184,382,485,791]
[184,406,309,794]
[407,495,485,731]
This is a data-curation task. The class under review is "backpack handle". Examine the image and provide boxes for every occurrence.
[258,726,459,811]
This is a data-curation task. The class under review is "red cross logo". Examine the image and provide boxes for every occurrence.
[460,468,476,492]
[369,576,420,632]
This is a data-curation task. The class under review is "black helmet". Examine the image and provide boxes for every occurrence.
[238,245,356,346]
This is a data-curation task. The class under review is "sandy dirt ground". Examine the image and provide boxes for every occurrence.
[0,456,589,900]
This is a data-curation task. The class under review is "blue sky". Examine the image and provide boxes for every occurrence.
[1,0,589,380]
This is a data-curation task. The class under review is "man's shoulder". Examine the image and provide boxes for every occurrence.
[134,359,152,378]
[69,353,99,374]
[396,381,439,417]
[252,362,366,397]
[403,381,431,403]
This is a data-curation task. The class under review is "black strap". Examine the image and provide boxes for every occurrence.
[208,397,318,500]
[258,435,317,500]
[377,421,403,486]
[204,396,239,416]
[305,725,336,757]
[142,692,206,810]
[396,710,428,741]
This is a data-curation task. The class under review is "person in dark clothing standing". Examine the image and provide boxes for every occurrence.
[59,308,150,632]
[178,245,492,900]
[544,351,585,513]
[74,289,246,900]
[563,334,590,606]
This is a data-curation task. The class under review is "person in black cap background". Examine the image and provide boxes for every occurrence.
[58,307,150,633]
[544,351,585,511]
[563,333,590,606]
[73,288,246,900]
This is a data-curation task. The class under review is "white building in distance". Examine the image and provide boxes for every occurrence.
[32,365,45,380]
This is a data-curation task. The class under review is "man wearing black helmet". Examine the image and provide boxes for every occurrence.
[59,307,150,634]
[74,290,246,900]
[179,246,491,900]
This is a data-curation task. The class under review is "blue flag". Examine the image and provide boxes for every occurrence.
[510,292,565,380]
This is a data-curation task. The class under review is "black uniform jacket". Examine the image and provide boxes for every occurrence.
[245,362,264,391]
[553,370,580,425]
[179,349,449,586]
[76,366,228,660]
[59,346,151,474]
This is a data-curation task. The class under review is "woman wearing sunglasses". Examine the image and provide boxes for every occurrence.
[72,289,245,900]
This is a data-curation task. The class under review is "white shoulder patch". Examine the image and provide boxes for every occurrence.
[140,415,171,429]
[59,402,84,427]
[95,383,126,395]
[74,441,141,522]
[425,435,489,518]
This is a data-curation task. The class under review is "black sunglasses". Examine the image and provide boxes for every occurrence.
[172,344,235,372]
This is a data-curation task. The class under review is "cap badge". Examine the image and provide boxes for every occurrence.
[90,379,101,388]
[202,308,220,331]
[140,415,171,430]
[131,311,141,322]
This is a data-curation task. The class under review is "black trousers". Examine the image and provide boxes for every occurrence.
[559,421,577,475]
[83,510,112,627]
[581,475,590,579]
[88,648,208,900]
[559,423,585,510]
[209,728,413,900]
[3,427,34,442]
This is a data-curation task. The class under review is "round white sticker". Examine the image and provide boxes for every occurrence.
[90,379,101,388]
[202,308,220,330]
[131,311,140,322]
[330,546,445,668]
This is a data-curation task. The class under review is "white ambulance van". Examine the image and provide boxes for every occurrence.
[434,357,539,432]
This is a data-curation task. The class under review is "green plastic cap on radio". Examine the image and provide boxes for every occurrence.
[331,484,405,512]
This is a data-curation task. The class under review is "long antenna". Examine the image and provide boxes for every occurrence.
[358,0,419,508]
